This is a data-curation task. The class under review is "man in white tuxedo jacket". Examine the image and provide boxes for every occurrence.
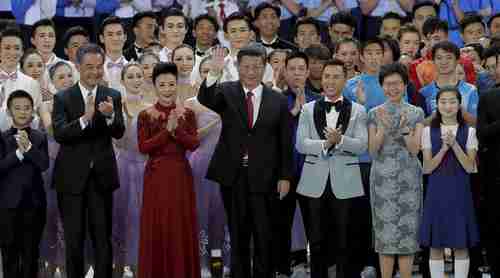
[296,59,368,278]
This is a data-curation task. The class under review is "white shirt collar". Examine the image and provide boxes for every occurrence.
[105,55,126,64]
[324,95,343,103]
[78,81,97,99]
[260,36,279,45]
[243,84,263,98]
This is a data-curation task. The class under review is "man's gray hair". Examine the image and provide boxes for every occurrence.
[75,43,105,65]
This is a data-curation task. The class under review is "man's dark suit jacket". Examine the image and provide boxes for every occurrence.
[0,127,49,209]
[198,80,293,192]
[52,84,125,194]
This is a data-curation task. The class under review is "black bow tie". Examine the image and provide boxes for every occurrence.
[8,126,31,136]
[196,50,206,57]
[261,42,274,48]
[322,100,342,113]
[135,46,143,54]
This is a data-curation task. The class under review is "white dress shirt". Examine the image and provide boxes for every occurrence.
[159,47,173,63]
[103,55,128,95]
[78,82,115,129]
[322,96,344,153]
[243,84,263,127]
[0,69,41,110]
[0,0,11,11]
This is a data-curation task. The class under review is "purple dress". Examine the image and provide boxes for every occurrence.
[112,114,146,267]
[39,135,66,269]
[187,102,230,274]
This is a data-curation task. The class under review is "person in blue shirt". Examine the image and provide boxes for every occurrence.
[275,51,320,276]
[438,0,491,47]
[342,37,389,276]
[420,41,479,125]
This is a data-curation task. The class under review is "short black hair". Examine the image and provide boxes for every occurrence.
[294,18,321,38]
[75,43,105,65]
[160,8,187,28]
[254,2,281,19]
[422,17,448,37]
[194,14,219,32]
[223,12,250,33]
[0,27,23,46]
[460,14,484,33]
[463,42,484,60]
[304,45,331,60]
[268,49,292,62]
[379,62,409,85]
[432,41,460,60]
[398,23,420,41]
[63,26,89,49]
[7,90,34,109]
[236,44,267,65]
[132,11,157,28]
[380,35,401,62]
[322,58,347,77]
[31,18,55,38]
[334,38,361,53]
[152,62,178,84]
[99,16,124,35]
[361,38,385,55]
[285,51,309,68]
[412,1,438,19]
[488,13,500,29]
[382,12,404,23]
[329,11,356,29]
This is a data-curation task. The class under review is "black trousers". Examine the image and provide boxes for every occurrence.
[272,182,310,275]
[0,207,46,278]
[57,170,113,278]
[305,178,364,278]
[219,169,274,278]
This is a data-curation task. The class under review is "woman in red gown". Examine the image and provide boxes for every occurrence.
[137,62,200,278]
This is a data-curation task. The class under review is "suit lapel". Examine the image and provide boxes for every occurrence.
[337,99,352,134]
[313,100,327,140]
[234,83,249,130]
[71,84,85,117]
[253,86,271,130]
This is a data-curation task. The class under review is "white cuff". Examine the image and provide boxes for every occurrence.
[105,113,115,125]
[79,116,88,130]
[16,149,24,161]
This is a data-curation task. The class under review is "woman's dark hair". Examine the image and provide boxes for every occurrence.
[20,48,42,69]
[152,62,178,83]
[48,61,72,81]
[431,86,465,128]
[171,44,194,62]
[380,35,401,62]
[379,62,409,85]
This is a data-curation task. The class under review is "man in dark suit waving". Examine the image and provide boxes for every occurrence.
[52,43,125,278]
[198,45,292,278]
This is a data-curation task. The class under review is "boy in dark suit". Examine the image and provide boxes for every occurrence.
[0,90,49,278]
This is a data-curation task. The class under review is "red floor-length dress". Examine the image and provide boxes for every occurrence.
[137,102,201,278]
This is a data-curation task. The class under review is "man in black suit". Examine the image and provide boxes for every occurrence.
[477,85,500,278]
[198,45,293,278]
[0,90,49,278]
[124,11,158,62]
[52,43,125,278]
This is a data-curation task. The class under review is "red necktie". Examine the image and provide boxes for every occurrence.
[246,91,254,128]
[219,0,226,22]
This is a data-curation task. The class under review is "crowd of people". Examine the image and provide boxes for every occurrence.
[1,0,500,278]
